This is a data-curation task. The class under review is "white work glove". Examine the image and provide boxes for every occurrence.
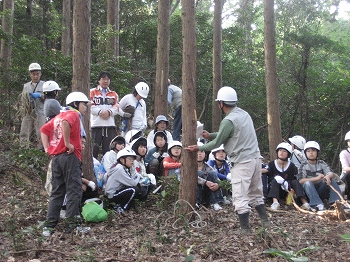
[281,180,289,191]
[123,112,132,118]
[226,173,232,181]
[146,173,157,185]
[152,152,160,158]
[88,181,96,191]
[274,175,284,184]
[162,152,169,158]
[293,149,304,159]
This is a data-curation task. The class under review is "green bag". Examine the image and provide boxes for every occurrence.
[81,201,108,223]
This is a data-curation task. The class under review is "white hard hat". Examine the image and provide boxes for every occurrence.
[288,135,306,149]
[345,131,350,141]
[211,144,225,154]
[66,92,89,105]
[135,82,150,98]
[28,63,41,72]
[155,115,169,125]
[168,140,182,153]
[197,141,204,147]
[117,148,137,161]
[304,141,320,152]
[276,142,293,155]
[124,129,142,145]
[215,86,237,102]
[43,81,61,92]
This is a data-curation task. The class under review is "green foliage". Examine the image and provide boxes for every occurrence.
[11,148,49,181]
[263,246,320,261]
[340,234,350,242]
[155,176,180,211]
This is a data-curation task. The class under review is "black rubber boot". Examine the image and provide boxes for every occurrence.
[255,204,270,228]
[237,212,250,234]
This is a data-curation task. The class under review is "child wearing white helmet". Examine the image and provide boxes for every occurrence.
[339,131,350,199]
[104,148,150,213]
[196,142,226,211]
[288,135,307,169]
[207,145,231,181]
[146,115,173,150]
[265,142,311,211]
[298,141,344,211]
[163,141,182,177]
[40,91,90,236]
[119,81,150,133]
[43,80,62,121]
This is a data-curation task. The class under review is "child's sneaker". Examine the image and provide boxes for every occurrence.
[316,204,325,211]
[270,202,280,210]
[211,203,223,211]
[222,196,231,205]
[42,227,53,237]
[114,205,126,214]
[76,226,91,234]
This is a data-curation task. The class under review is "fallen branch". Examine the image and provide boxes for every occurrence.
[8,249,68,256]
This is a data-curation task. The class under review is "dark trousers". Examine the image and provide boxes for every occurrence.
[91,127,116,158]
[267,179,305,201]
[45,153,82,229]
[197,170,224,205]
[172,106,182,141]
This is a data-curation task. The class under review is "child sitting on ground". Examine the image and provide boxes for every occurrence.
[162,141,182,178]
[145,131,169,179]
[197,142,226,211]
[266,142,311,211]
[298,141,345,211]
[104,148,151,213]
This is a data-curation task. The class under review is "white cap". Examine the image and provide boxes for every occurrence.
[28,63,41,72]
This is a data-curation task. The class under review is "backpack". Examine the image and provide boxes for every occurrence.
[81,201,108,223]
[96,158,107,189]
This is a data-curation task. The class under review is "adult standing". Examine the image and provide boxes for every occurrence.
[168,79,182,141]
[90,71,125,158]
[119,82,149,134]
[19,63,46,148]
[185,86,269,234]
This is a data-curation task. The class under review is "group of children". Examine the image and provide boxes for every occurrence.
[262,135,348,212]
[37,74,350,236]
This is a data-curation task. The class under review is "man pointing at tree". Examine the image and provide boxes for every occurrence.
[185,86,269,234]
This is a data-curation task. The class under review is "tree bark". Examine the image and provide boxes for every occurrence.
[154,0,171,119]
[62,0,72,56]
[264,0,281,160]
[72,0,94,182]
[107,0,120,57]
[0,0,14,68]
[212,0,223,132]
[178,0,197,214]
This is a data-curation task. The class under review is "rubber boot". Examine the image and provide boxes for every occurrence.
[237,212,250,234]
[255,204,270,228]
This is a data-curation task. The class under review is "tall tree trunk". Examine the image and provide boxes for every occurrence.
[72,0,94,182]
[236,0,254,58]
[107,0,120,57]
[62,0,72,56]
[0,0,14,68]
[154,0,171,119]
[0,0,14,126]
[178,0,197,214]
[264,0,281,160]
[212,0,223,132]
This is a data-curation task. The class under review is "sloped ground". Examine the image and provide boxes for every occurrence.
[1,127,350,262]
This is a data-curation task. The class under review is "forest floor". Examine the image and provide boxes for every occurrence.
[1,126,350,262]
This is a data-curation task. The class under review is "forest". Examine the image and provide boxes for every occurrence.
[1,0,350,261]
